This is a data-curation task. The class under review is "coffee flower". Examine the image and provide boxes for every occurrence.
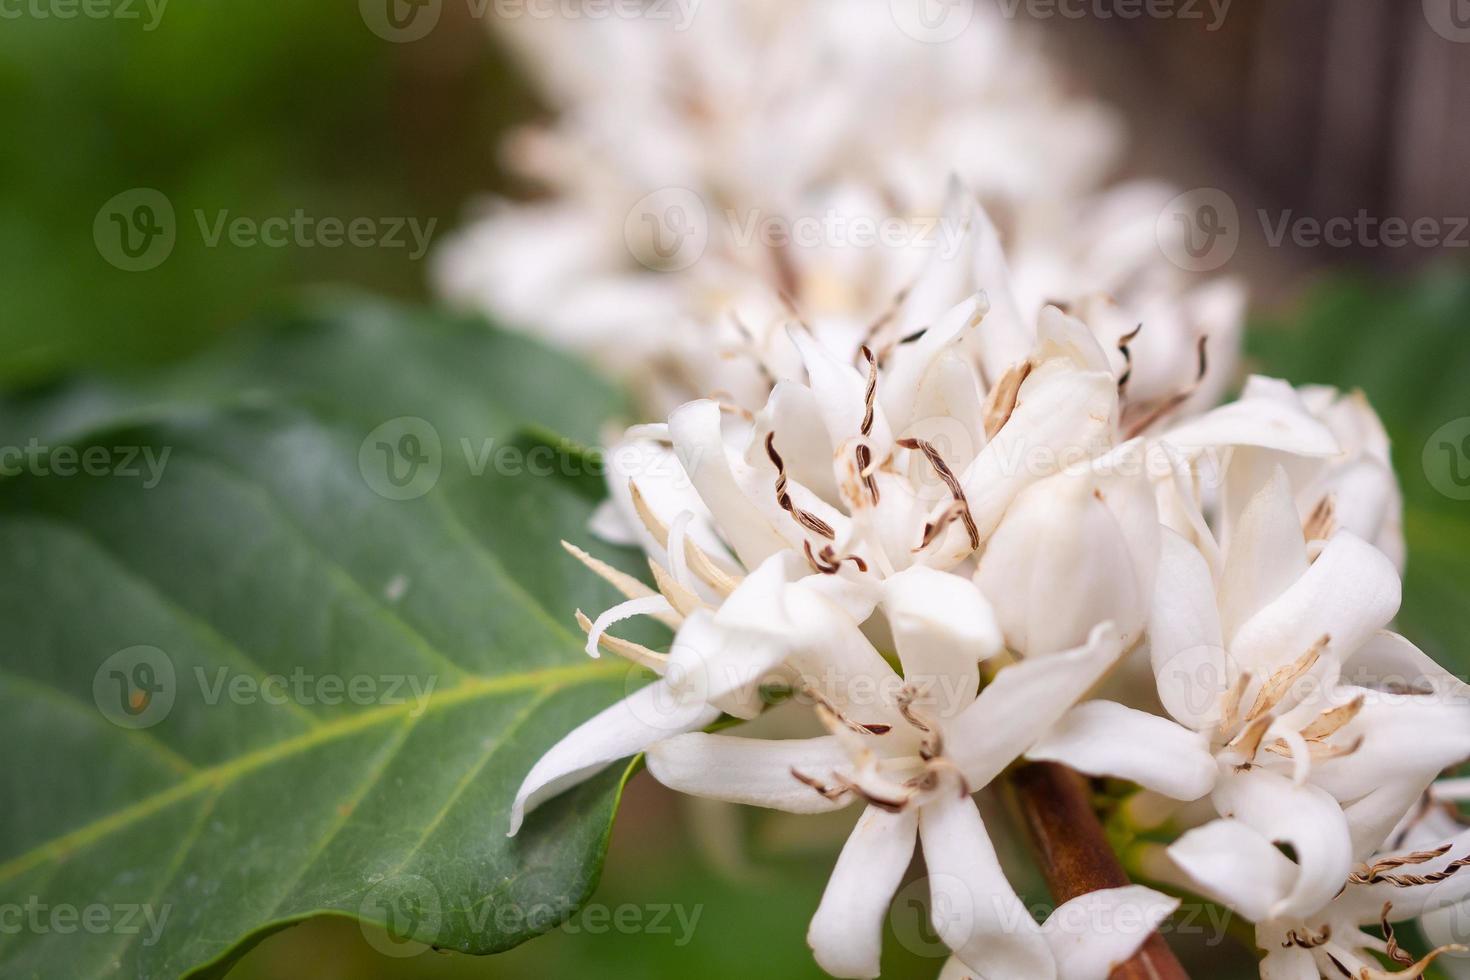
[644,621,1134,979]
[1036,455,1470,937]
[1169,822,1470,978]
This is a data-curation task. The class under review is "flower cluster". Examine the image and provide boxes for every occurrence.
[469,3,1470,978]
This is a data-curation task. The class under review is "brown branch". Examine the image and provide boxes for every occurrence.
[1009,761,1190,980]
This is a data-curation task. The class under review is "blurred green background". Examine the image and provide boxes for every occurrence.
[3,3,1468,979]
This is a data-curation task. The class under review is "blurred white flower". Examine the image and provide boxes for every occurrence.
[434,0,1241,419]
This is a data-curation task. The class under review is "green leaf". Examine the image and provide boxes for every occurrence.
[0,298,660,979]
[1249,270,1470,671]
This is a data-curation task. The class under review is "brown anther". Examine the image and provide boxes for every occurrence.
[1226,713,1274,766]
[1300,694,1366,741]
[853,443,881,504]
[899,437,980,550]
[1283,924,1331,949]
[766,432,836,540]
[1303,494,1337,542]
[1219,670,1252,736]
[1117,323,1143,394]
[859,345,878,438]
[790,768,849,802]
[982,360,1033,440]
[914,502,968,552]
[1349,844,1454,885]
[1381,902,1414,967]
[802,540,869,576]
[1245,636,1328,723]
[830,772,909,813]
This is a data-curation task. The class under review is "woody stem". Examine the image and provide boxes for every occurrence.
[1009,761,1191,980]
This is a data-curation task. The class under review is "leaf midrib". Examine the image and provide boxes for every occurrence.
[0,659,626,887]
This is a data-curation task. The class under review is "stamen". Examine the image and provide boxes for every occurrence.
[803,540,869,576]
[1300,694,1365,741]
[647,559,703,617]
[982,360,1033,440]
[830,772,909,813]
[1304,494,1337,542]
[1245,636,1328,722]
[573,610,669,672]
[1350,852,1470,887]
[561,540,681,628]
[1349,844,1453,885]
[913,502,968,552]
[1219,670,1252,736]
[853,443,881,504]
[790,767,851,803]
[859,345,878,438]
[899,437,980,550]
[1283,925,1331,949]
[1117,323,1143,395]
[1382,902,1414,967]
[1226,712,1273,766]
[765,433,837,539]
[630,481,741,595]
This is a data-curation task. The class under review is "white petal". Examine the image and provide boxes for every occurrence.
[508,681,721,835]
[807,805,918,979]
[646,733,854,814]
[882,565,1001,716]
[669,399,791,569]
[1026,702,1216,801]
[946,623,1127,788]
[1260,947,1318,980]
[1040,885,1180,980]
[881,294,987,433]
[1149,528,1228,730]
[1167,819,1297,921]
[1309,690,1470,804]
[1219,463,1308,643]
[1343,777,1440,862]
[1230,532,1402,677]
[919,792,1055,980]
[1160,381,1340,457]
[1211,765,1353,917]
[1343,630,1470,702]
[976,471,1147,656]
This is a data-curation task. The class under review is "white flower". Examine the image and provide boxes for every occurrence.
[643,619,1133,979]
[1168,821,1470,979]
[1030,445,1470,921]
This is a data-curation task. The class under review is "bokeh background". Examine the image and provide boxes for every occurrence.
[4,1,1468,977]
